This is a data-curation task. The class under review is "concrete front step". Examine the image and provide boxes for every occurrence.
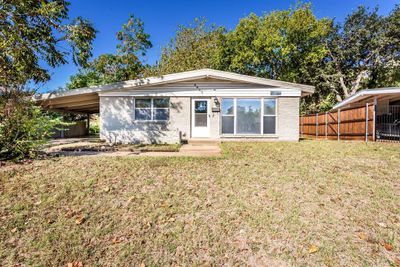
[180,148,221,152]
[180,144,221,153]
[187,139,221,146]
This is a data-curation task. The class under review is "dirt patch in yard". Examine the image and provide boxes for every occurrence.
[0,141,399,266]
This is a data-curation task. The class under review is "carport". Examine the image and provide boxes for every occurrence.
[300,87,400,142]
[35,87,101,138]
[332,87,400,142]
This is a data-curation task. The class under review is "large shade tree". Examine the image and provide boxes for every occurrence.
[148,18,225,76]
[0,0,96,90]
[218,3,332,85]
[67,15,152,89]
[322,5,400,102]
[0,0,96,160]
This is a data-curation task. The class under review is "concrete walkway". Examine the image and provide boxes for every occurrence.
[44,138,222,157]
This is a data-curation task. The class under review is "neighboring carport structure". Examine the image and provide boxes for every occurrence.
[300,87,400,142]
[331,87,400,142]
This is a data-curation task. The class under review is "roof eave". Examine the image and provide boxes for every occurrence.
[332,87,400,110]
[35,69,315,101]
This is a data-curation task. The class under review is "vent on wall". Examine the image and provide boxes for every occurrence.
[271,91,282,96]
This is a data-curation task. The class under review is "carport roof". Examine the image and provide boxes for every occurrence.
[35,68,315,114]
[332,87,400,110]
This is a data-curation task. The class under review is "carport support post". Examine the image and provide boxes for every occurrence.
[337,109,341,141]
[365,103,369,143]
[60,113,65,138]
[87,113,90,136]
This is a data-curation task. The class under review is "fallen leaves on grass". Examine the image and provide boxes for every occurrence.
[357,232,367,240]
[75,214,86,225]
[308,245,319,254]
[67,261,83,267]
[380,241,393,251]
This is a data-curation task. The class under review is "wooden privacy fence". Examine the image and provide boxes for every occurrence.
[300,105,374,141]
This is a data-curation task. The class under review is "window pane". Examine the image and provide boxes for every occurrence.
[154,98,169,108]
[236,99,261,134]
[136,99,151,108]
[222,116,234,134]
[153,108,169,120]
[195,101,207,113]
[195,114,207,127]
[264,99,276,115]
[135,108,151,120]
[263,116,276,134]
[221,98,234,115]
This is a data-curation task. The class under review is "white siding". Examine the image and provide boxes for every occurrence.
[277,97,300,141]
[99,79,301,144]
[100,96,183,144]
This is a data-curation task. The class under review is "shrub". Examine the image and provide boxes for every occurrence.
[0,93,61,161]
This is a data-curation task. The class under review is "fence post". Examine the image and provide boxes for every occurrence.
[316,113,319,139]
[337,109,341,141]
[365,103,369,143]
[325,112,328,139]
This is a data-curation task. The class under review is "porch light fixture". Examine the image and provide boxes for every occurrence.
[213,97,220,107]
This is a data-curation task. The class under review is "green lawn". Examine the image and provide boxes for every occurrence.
[1,141,399,266]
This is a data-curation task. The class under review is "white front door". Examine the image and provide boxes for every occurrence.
[192,99,210,138]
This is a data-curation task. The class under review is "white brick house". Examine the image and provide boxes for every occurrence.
[37,69,314,143]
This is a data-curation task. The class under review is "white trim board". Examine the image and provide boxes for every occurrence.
[99,88,301,97]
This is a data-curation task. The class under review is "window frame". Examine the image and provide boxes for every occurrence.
[220,97,277,135]
[221,98,235,134]
[134,97,170,122]
[262,98,277,135]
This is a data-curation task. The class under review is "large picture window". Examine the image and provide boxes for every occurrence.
[221,98,276,135]
[134,98,169,121]
[237,99,261,134]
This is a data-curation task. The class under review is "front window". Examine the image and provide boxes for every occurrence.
[134,98,169,121]
[263,99,276,134]
[236,99,261,134]
[221,98,277,135]
[221,98,234,134]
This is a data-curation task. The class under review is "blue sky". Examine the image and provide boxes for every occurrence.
[39,0,398,92]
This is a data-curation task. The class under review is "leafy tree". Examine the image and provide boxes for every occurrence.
[218,3,332,84]
[0,1,95,160]
[0,0,96,88]
[67,15,152,89]
[322,5,400,101]
[149,18,225,76]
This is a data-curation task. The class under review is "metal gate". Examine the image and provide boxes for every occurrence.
[376,105,400,141]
